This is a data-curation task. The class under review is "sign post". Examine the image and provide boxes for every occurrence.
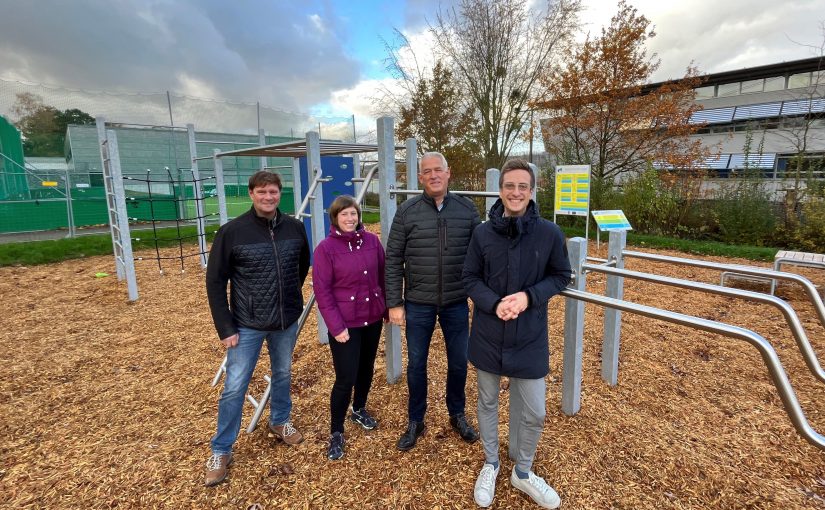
[591,209,632,249]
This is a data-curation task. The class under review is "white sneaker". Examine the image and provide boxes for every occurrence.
[510,468,561,509]
[474,463,500,507]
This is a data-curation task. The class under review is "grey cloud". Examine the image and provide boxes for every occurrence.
[0,0,361,111]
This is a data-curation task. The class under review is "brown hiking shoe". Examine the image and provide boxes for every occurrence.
[204,453,233,487]
[268,421,304,445]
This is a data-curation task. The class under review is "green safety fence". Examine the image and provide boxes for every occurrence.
[0,187,295,234]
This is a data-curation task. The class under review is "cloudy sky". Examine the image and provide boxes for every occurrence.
[0,0,822,136]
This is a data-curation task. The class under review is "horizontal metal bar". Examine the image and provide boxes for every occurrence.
[196,140,260,146]
[246,395,259,408]
[583,262,825,384]
[623,250,825,331]
[561,288,825,451]
[391,189,500,198]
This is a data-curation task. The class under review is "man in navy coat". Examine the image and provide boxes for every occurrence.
[462,159,571,509]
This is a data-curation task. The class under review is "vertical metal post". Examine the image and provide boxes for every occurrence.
[486,168,500,220]
[64,169,76,238]
[187,124,208,269]
[291,158,302,216]
[107,131,139,302]
[562,237,587,415]
[601,230,626,386]
[306,130,329,344]
[528,163,539,205]
[378,116,402,384]
[351,114,357,143]
[213,149,228,226]
[258,128,266,171]
[406,138,417,191]
[96,117,123,280]
[352,153,361,199]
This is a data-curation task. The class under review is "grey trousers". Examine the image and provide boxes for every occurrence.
[476,368,546,474]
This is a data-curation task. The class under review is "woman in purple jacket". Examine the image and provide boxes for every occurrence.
[313,195,387,460]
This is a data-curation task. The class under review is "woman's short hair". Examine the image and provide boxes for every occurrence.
[328,195,361,228]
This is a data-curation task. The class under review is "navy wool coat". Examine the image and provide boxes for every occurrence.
[462,199,571,379]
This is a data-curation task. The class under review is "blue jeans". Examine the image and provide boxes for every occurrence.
[405,301,470,422]
[211,321,299,455]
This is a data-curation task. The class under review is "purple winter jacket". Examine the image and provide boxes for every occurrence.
[312,225,388,337]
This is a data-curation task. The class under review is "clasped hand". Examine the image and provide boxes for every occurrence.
[495,291,528,321]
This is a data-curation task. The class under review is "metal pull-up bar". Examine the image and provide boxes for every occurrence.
[582,262,825,385]
[561,287,825,451]
[623,250,825,332]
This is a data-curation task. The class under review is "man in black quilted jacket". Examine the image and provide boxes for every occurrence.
[203,171,309,486]
[386,151,481,451]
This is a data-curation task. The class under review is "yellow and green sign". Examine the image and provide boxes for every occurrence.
[554,165,590,217]
[591,210,632,231]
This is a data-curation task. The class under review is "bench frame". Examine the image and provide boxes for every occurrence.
[721,250,825,294]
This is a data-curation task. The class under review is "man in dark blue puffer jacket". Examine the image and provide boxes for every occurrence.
[204,171,309,487]
[463,159,571,509]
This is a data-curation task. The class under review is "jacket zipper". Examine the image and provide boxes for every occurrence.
[437,213,444,307]
[269,221,285,330]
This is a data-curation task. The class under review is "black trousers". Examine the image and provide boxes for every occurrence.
[328,320,382,434]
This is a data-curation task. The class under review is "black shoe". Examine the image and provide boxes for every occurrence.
[396,421,426,451]
[350,407,378,430]
[450,413,480,443]
[327,432,345,460]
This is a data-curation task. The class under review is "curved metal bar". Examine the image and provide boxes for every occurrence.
[623,250,825,332]
[560,288,825,451]
[354,164,379,204]
[583,263,825,384]
[246,293,316,433]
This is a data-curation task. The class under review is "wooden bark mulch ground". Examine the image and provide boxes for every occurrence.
[1,236,825,509]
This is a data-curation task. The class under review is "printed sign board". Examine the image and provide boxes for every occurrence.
[591,210,633,232]
[554,165,590,217]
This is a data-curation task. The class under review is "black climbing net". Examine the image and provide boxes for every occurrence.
[122,168,219,273]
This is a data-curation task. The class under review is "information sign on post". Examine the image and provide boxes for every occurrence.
[591,209,632,248]
[554,164,591,239]
[591,210,632,231]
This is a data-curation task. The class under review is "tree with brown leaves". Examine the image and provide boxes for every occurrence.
[397,61,485,190]
[533,1,707,188]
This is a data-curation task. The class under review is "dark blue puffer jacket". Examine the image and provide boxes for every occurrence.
[206,207,310,339]
[462,199,571,378]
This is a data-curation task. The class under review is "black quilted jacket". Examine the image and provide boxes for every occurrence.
[206,207,310,339]
[385,191,481,308]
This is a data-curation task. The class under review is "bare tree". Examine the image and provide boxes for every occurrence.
[431,0,580,169]
[771,23,825,227]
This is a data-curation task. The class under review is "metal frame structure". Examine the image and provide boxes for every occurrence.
[95,119,138,301]
[560,233,825,451]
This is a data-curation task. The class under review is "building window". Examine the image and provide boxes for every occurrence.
[717,82,740,97]
[788,72,811,88]
[763,76,785,92]
[695,85,715,99]
[740,78,764,94]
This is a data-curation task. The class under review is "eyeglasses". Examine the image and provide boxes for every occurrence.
[502,182,531,192]
[420,167,446,176]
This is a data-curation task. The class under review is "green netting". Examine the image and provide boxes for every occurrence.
[0,115,28,200]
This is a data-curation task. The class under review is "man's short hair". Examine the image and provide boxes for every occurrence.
[328,195,361,228]
[499,158,535,189]
[420,151,448,170]
[248,170,282,191]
